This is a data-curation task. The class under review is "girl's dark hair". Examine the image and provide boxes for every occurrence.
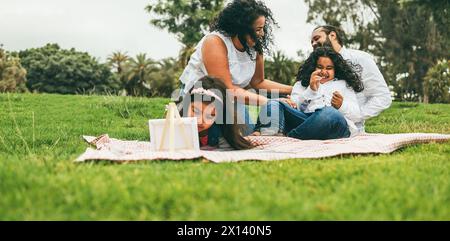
[178,76,254,150]
[210,0,277,59]
[296,47,364,92]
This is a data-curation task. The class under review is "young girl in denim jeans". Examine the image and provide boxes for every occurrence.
[254,47,364,140]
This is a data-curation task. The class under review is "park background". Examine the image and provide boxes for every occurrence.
[0,0,449,220]
[1,0,449,102]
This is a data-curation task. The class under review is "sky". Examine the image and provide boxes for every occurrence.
[0,0,316,61]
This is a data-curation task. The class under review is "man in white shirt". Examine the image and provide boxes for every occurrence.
[310,25,392,133]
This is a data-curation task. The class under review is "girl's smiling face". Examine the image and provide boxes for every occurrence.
[188,101,216,133]
[316,56,335,83]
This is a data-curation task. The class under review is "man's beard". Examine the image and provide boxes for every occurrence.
[314,36,333,49]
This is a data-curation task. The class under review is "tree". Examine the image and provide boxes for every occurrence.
[177,45,196,69]
[107,51,130,94]
[377,0,449,102]
[304,0,450,102]
[265,51,298,86]
[0,45,27,92]
[125,53,157,97]
[423,59,450,104]
[108,51,129,76]
[148,57,182,97]
[19,44,120,95]
[107,52,180,97]
[146,0,225,67]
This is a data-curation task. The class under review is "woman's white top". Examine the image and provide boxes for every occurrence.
[290,79,363,136]
[179,31,257,95]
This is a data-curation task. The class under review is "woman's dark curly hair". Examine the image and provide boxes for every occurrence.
[210,0,277,59]
[296,47,364,92]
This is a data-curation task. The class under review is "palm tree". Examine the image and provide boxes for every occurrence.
[107,51,129,95]
[126,53,157,96]
[265,51,297,85]
[149,57,181,97]
[178,45,196,68]
[107,51,129,74]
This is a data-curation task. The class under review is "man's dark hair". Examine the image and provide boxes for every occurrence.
[313,25,346,46]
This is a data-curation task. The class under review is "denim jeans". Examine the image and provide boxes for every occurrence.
[255,100,350,140]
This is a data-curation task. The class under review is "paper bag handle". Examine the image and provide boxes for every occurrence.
[159,103,194,152]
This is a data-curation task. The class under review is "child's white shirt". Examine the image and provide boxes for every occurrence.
[290,79,362,136]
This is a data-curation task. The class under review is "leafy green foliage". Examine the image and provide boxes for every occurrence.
[265,51,300,86]
[304,0,450,102]
[146,0,225,48]
[18,44,120,95]
[107,52,181,98]
[424,59,450,103]
[107,51,130,95]
[146,0,225,67]
[124,53,157,97]
[148,58,182,97]
[0,46,27,92]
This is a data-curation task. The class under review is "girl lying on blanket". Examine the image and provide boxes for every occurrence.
[177,75,255,150]
[254,47,364,140]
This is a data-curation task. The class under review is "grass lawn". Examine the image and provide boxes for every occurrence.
[0,93,449,220]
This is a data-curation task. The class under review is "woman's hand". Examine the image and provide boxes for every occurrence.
[309,69,322,91]
[331,91,344,109]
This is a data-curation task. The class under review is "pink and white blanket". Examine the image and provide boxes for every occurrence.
[75,133,450,163]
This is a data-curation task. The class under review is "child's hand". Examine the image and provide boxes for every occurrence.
[309,69,322,91]
[332,91,344,109]
[278,98,297,109]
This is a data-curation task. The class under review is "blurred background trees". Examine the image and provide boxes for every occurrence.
[423,59,450,104]
[265,50,299,86]
[304,0,450,103]
[2,0,448,102]
[146,0,225,68]
[0,45,27,93]
[18,44,120,95]
[107,52,181,97]
[107,51,129,95]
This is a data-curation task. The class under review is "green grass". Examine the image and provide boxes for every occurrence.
[0,93,449,220]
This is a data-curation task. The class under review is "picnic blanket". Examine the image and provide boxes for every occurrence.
[75,133,450,163]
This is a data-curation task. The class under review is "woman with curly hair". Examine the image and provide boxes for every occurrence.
[178,0,295,136]
[254,47,364,140]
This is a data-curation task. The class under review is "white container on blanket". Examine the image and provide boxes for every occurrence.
[149,103,200,152]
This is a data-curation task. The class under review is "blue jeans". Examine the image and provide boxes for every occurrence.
[255,100,350,140]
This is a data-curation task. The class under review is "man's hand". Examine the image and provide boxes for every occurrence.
[331,91,344,109]
[309,69,322,91]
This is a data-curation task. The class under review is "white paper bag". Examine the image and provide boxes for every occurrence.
[149,103,200,152]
